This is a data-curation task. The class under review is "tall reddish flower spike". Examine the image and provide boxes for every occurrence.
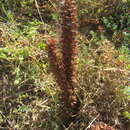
[47,0,78,108]
[60,0,78,83]
[47,37,76,107]
[47,37,65,88]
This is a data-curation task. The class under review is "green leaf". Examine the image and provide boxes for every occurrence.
[38,42,47,49]
[123,111,130,119]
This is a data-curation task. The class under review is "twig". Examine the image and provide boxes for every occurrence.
[87,64,130,74]
[48,0,58,12]
[85,114,100,130]
[34,0,44,22]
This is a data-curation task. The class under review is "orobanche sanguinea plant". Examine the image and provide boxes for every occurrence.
[47,0,79,121]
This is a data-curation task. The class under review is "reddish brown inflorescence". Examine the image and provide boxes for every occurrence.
[47,0,78,109]
[60,0,78,83]
[47,37,75,107]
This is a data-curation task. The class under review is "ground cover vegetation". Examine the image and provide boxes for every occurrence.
[0,0,130,129]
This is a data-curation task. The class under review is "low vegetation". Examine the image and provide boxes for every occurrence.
[0,0,130,129]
